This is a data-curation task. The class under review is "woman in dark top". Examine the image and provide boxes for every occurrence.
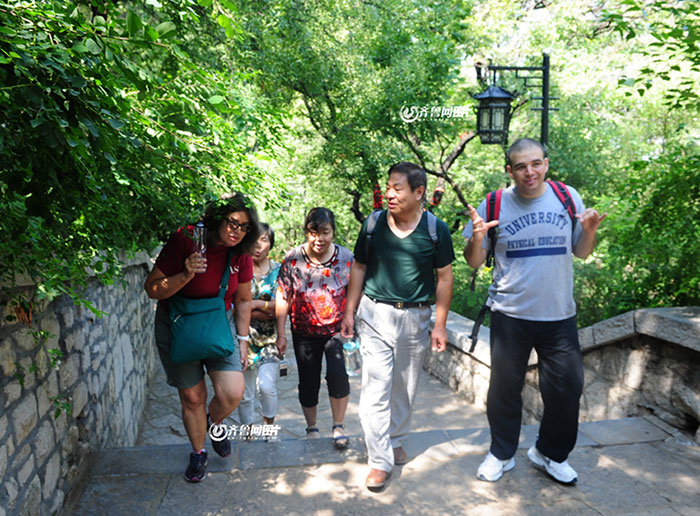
[144,193,259,482]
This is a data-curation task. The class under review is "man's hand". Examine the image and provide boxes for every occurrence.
[340,313,355,339]
[431,325,448,352]
[464,204,498,268]
[467,203,499,242]
[576,208,607,233]
[573,208,608,259]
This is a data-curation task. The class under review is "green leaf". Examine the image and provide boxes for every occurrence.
[85,38,102,54]
[146,0,163,7]
[72,42,89,53]
[107,119,124,130]
[71,76,88,89]
[104,152,117,164]
[197,0,213,6]
[127,10,143,38]
[155,21,177,39]
[208,95,225,104]
[217,14,230,28]
[145,26,159,42]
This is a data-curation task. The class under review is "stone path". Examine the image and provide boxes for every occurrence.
[66,343,700,516]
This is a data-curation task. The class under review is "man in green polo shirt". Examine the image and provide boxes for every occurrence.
[341,161,455,491]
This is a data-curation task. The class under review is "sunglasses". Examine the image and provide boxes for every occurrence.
[225,217,253,233]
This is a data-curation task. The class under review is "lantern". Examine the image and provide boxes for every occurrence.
[473,85,516,145]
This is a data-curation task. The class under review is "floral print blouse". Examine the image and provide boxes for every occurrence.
[248,260,281,367]
[277,244,354,337]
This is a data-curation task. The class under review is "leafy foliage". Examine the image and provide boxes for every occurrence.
[576,143,700,326]
[1,0,698,334]
[0,0,281,311]
[602,0,700,110]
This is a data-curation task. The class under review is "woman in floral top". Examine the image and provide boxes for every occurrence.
[237,223,282,428]
[275,207,354,448]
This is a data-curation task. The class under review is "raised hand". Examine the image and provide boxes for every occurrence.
[576,208,607,233]
[467,203,499,241]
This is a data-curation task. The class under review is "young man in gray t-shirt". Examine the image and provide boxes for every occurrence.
[463,138,606,485]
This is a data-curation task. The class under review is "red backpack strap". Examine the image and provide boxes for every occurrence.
[484,189,502,267]
[485,189,502,223]
[547,180,577,232]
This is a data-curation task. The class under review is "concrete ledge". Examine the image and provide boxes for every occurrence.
[437,306,700,357]
[635,307,700,352]
[589,311,636,350]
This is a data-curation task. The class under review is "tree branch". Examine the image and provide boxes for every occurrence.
[348,189,366,223]
[440,130,477,174]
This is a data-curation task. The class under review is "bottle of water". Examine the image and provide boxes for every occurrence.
[278,359,288,378]
[193,221,207,254]
[341,337,362,377]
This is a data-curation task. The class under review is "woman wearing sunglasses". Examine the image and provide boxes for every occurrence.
[144,193,260,482]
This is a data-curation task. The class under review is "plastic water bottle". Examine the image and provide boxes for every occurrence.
[193,221,207,254]
[342,338,362,377]
[278,359,288,378]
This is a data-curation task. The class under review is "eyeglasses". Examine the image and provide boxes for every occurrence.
[225,217,252,233]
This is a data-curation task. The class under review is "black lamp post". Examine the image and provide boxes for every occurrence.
[474,52,554,147]
[473,85,516,145]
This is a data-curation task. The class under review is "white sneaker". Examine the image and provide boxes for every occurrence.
[476,452,515,482]
[527,445,578,484]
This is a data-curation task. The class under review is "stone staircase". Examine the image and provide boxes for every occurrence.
[62,347,700,516]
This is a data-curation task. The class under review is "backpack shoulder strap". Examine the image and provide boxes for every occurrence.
[486,189,502,223]
[364,209,384,258]
[484,189,502,268]
[469,189,502,290]
[546,180,577,232]
[426,211,439,247]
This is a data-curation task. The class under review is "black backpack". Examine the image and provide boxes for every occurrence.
[468,180,577,352]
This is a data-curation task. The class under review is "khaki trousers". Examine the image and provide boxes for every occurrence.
[356,295,431,472]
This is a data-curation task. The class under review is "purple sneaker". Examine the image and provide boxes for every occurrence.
[184,450,207,482]
[208,414,231,457]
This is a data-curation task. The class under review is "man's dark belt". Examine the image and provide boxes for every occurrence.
[367,296,432,309]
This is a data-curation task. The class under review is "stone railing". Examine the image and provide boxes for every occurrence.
[0,257,156,515]
[425,307,700,444]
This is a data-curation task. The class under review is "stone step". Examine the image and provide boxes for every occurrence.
[93,416,673,476]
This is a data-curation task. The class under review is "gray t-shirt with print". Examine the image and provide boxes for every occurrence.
[463,183,584,321]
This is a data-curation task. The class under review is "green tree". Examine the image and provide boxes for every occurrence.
[0,0,282,313]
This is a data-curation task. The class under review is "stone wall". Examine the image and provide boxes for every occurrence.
[425,307,700,444]
[0,262,156,516]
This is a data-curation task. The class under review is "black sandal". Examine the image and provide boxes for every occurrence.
[332,424,348,449]
[305,427,320,438]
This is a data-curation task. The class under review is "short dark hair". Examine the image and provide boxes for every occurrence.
[304,207,336,235]
[388,162,427,200]
[259,222,275,249]
[202,192,260,255]
[506,138,547,167]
